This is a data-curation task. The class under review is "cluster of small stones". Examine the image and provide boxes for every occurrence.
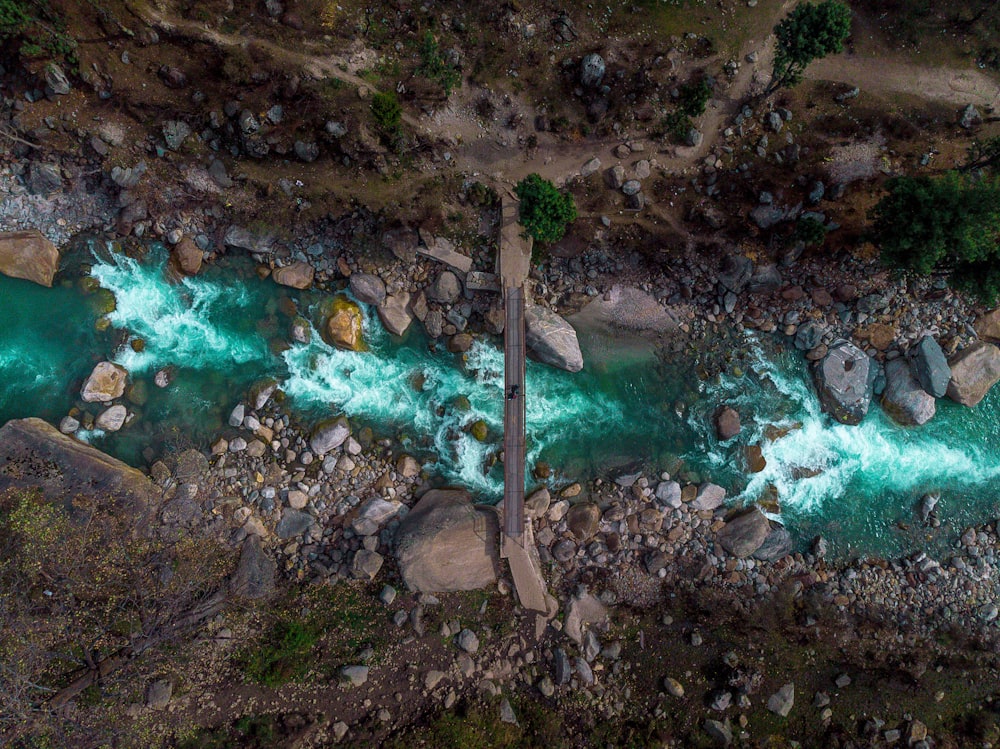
[155,385,428,583]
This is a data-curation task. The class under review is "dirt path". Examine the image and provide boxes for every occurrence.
[806,55,1000,108]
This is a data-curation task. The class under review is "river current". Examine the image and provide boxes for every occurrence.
[2,240,999,558]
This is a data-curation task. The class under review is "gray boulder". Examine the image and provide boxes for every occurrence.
[377,292,413,336]
[162,120,192,150]
[718,507,770,558]
[909,335,950,398]
[813,340,875,425]
[947,341,1000,407]
[580,53,606,88]
[767,683,795,717]
[753,526,794,562]
[27,162,62,196]
[747,264,782,294]
[428,271,462,304]
[524,305,583,372]
[44,63,71,95]
[349,272,386,305]
[310,415,350,455]
[717,254,753,294]
[882,358,935,426]
[230,535,276,599]
[294,140,319,162]
[959,104,982,129]
[394,489,500,592]
[276,508,313,539]
[691,483,726,511]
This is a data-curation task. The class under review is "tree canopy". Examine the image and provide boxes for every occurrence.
[514,174,577,246]
[769,0,852,93]
[870,172,1000,303]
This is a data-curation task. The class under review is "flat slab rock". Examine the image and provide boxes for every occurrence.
[0,417,158,517]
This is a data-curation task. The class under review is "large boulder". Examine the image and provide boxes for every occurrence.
[81,362,129,403]
[717,254,754,294]
[349,273,386,305]
[230,535,276,599]
[427,271,462,304]
[718,507,770,558]
[974,308,1000,344]
[310,415,350,455]
[170,237,202,276]
[322,295,365,351]
[947,341,1000,407]
[272,261,314,289]
[882,359,935,426]
[908,335,950,398]
[377,292,413,336]
[394,489,500,592]
[0,417,158,516]
[0,230,60,287]
[524,305,584,373]
[813,341,875,425]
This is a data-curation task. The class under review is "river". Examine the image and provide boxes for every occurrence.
[2,239,999,558]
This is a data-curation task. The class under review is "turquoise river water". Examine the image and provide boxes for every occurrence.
[2,239,999,558]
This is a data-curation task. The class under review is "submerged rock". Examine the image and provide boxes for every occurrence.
[322,295,365,351]
[882,358,936,426]
[0,230,60,287]
[813,341,875,425]
[524,305,584,372]
[947,341,1000,407]
[395,488,500,592]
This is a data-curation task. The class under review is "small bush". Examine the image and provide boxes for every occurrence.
[370,90,402,132]
[677,78,712,118]
[795,216,827,246]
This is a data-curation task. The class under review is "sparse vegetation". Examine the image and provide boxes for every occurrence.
[416,31,462,96]
[240,619,319,687]
[0,0,77,67]
[662,77,713,142]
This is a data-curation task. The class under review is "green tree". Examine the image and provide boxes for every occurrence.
[768,0,852,93]
[514,174,577,245]
[870,172,1000,303]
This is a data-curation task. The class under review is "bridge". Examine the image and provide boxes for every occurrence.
[497,196,552,619]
